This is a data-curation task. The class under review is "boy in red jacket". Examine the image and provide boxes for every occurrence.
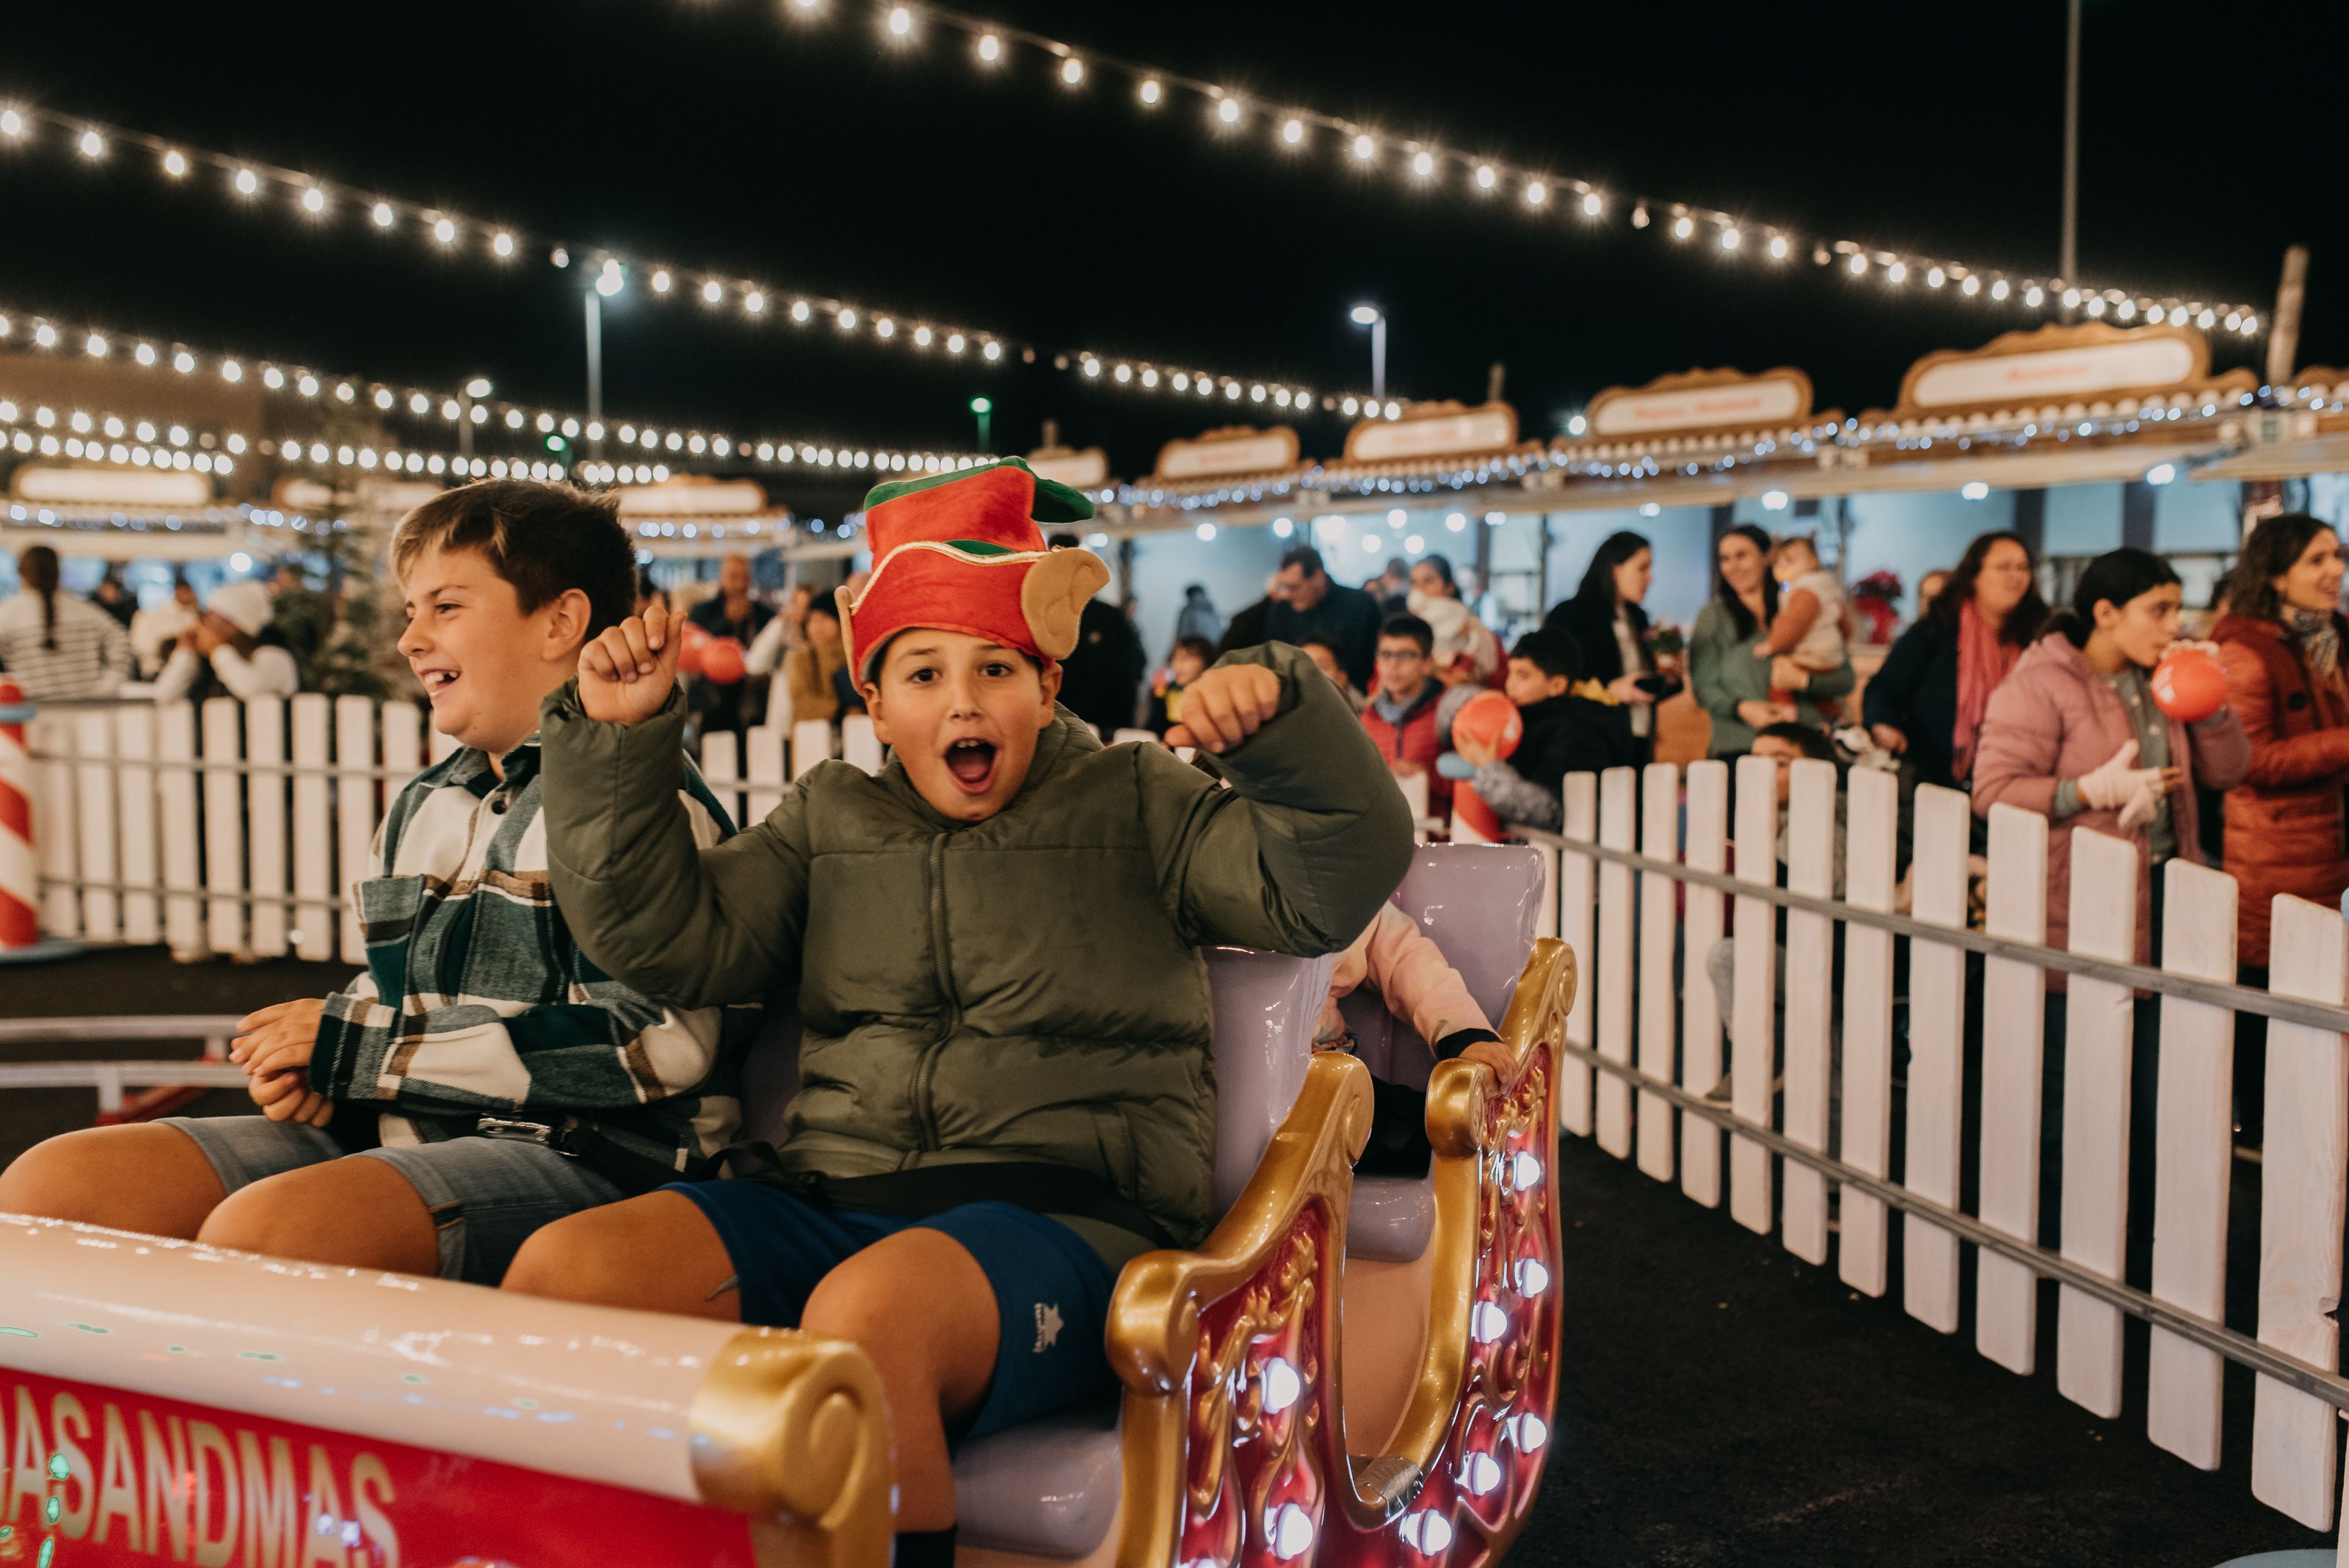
[1360,613,1451,814]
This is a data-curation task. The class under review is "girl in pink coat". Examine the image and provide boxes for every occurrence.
[1970,548,2249,973]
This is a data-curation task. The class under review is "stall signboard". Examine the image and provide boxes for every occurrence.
[11,467,214,508]
[1025,446,1110,490]
[1580,369,1813,440]
[1341,400,1519,463]
[1152,426,1301,482]
[614,477,770,517]
[1895,322,2226,416]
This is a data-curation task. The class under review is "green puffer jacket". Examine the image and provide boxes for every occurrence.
[538,642,1413,1258]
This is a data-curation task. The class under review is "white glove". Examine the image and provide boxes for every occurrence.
[2074,738,2165,812]
[2116,774,2164,832]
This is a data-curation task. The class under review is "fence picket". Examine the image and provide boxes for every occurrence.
[381,700,425,798]
[29,714,78,938]
[1975,804,2053,1374]
[745,725,786,825]
[335,696,376,963]
[791,719,834,781]
[1780,758,1837,1265]
[113,705,159,946]
[2146,859,2237,1470]
[427,722,458,766]
[244,700,289,959]
[1558,773,1597,1139]
[1636,763,1680,1182]
[71,711,119,943]
[2253,894,2348,1531]
[1595,767,1636,1161]
[1533,840,1558,942]
[291,695,333,962]
[1837,765,1897,1296]
[1680,761,1729,1209]
[200,699,245,958]
[1903,782,1971,1334]
[843,714,883,774]
[156,703,200,958]
[1729,753,1778,1235]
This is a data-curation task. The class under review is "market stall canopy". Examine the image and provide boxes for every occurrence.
[1025,443,1111,492]
[1873,321,2257,429]
[1147,424,1301,490]
[1550,367,1841,470]
[610,474,796,556]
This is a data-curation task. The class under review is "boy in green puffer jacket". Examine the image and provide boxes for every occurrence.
[506,457,1412,1563]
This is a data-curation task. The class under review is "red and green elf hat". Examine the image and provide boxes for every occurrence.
[840,457,1111,682]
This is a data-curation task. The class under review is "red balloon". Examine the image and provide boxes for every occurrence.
[700,636,747,686]
[2151,645,2226,722]
[675,620,713,677]
[1453,689,1523,759]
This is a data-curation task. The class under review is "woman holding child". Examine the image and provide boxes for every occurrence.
[1690,524,1856,759]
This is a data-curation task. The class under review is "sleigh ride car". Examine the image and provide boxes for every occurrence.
[0,843,1568,1567]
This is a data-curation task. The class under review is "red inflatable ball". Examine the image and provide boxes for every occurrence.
[700,636,747,686]
[1453,689,1524,760]
[675,620,714,678]
[2150,645,2226,723]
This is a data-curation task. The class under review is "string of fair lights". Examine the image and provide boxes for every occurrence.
[0,101,1385,415]
[749,0,2266,337]
[0,301,1006,486]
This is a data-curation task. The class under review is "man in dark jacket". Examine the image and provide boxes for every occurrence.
[1263,545,1384,689]
[1047,531,1144,738]
[686,554,774,743]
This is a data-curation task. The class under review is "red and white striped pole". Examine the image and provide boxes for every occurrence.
[0,678,78,963]
[0,678,37,950]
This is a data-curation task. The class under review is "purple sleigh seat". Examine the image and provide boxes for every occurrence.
[730,842,1544,1558]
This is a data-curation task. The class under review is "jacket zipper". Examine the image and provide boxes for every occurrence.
[910,831,961,1156]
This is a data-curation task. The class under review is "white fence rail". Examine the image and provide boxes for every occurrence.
[23,697,878,963]
[1524,758,2349,1545]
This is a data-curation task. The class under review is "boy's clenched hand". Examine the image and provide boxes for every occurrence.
[580,600,685,726]
[1164,663,1283,753]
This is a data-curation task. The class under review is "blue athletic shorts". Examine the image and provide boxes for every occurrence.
[160,1114,624,1286]
[669,1181,1119,1440]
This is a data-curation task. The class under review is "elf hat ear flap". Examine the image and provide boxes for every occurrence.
[1020,548,1111,660]
[835,582,863,686]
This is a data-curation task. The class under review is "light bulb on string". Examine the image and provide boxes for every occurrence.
[433,217,456,243]
[1351,133,1376,162]
[1582,191,1602,217]
[299,186,326,215]
[1475,164,1496,191]
[491,231,516,258]
[1768,233,1788,259]
[77,129,104,159]
[1670,214,1692,239]
[791,300,812,322]
[1719,226,1739,250]
[1281,118,1304,145]
[651,268,672,293]
[702,280,723,304]
[161,149,188,178]
[1059,57,1083,86]
[233,167,258,196]
[1523,180,1547,206]
[1410,149,1434,178]
[371,201,394,228]
[0,110,22,138]
[887,6,910,36]
[1217,97,1241,126]
[1138,78,1161,106]
[744,291,766,313]
[1960,274,1981,296]
[976,32,1000,62]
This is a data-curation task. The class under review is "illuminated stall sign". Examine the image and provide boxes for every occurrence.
[11,467,214,508]
[614,477,770,517]
[1341,400,1519,463]
[1152,425,1301,482]
[1025,446,1110,490]
[1895,322,2226,416]
[1582,368,1813,439]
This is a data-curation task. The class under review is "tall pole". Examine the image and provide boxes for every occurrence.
[2060,0,2081,288]
[1370,318,1387,403]
[583,291,603,459]
[2267,245,2310,388]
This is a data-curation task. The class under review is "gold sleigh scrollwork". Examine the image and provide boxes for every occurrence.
[1108,938,1575,1567]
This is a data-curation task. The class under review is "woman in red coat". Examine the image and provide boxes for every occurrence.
[2213,514,2349,1149]
[2213,513,2349,970]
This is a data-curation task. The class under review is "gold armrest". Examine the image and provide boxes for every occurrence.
[691,1326,896,1568]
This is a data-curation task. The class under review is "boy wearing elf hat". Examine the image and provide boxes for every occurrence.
[512,457,1412,1561]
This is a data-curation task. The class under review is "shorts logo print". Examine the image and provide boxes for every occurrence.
[1033,1302,1063,1351]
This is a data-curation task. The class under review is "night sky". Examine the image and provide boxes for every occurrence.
[1,0,2339,522]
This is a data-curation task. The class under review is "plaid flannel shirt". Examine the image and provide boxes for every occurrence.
[310,736,754,1172]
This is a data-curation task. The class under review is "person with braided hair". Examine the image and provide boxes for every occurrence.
[0,545,134,699]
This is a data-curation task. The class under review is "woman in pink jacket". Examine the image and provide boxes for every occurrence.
[1969,548,2249,1252]
[1970,547,2250,972]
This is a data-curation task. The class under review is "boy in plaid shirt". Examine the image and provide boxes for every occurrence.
[0,482,752,1284]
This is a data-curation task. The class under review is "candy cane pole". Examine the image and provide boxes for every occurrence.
[0,679,79,963]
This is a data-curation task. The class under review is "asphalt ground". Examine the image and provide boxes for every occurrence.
[4,947,2336,1566]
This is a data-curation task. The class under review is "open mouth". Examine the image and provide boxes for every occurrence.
[418,669,461,701]
[943,738,998,794]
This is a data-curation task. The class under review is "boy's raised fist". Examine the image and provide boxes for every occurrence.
[580,600,684,726]
[1165,663,1283,753]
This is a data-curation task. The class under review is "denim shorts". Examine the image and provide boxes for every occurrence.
[671,1182,1119,1441]
[160,1114,625,1285]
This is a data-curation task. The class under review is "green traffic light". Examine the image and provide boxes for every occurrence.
[545,434,567,452]
[970,396,992,414]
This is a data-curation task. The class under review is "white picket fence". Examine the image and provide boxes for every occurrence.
[21,697,879,964]
[1523,758,2349,1545]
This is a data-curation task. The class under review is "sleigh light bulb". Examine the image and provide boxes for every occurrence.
[1508,1151,1542,1190]
[1514,1257,1551,1296]
[1471,1301,1509,1343]
[1261,1357,1301,1412]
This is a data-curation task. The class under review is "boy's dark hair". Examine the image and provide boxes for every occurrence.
[1172,634,1214,663]
[1755,720,1835,762]
[1510,628,1583,683]
[1279,545,1328,580]
[2052,546,2181,650]
[1379,613,1434,656]
[1299,632,1345,658]
[393,480,636,638]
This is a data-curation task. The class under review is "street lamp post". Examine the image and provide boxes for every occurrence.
[1349,304,1386,402]
[970,396,992,452]
[586,259,625,460]
[460,376,490,462]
